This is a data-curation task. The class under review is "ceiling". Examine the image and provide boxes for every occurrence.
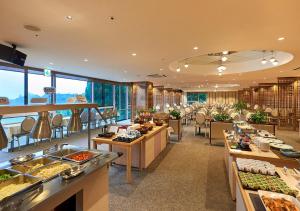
[0,0,300,91]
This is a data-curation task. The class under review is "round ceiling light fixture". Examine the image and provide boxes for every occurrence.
[278,37,285,41]
[269,57,276,63]
[261,58,267,64]
[184,63,189,68]
[176,68,181,72]
[193,46,198,50]
[272,59,279,66]
[222,51,229,55]
[66,15,72,20]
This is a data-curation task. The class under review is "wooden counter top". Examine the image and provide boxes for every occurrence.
[224,131,279,159]
[0,103,98,115]
[92,125,167,146]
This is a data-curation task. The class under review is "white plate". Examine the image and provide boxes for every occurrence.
[270,143,294,150]
[258,190,300,211]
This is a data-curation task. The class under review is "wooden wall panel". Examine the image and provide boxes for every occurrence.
[207,91,238,105]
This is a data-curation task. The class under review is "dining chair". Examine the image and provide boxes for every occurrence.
[194,113,206,137]
[51,114,63,139]
[11,117,35,150]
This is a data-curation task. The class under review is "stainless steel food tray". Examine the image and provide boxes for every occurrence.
[9,154,35,165]
[29,161,74,182]
[10,157,57,174]
[63,150,102,165]
[0,174,42,205]
[47,148,82,159]
[0,169,20,183]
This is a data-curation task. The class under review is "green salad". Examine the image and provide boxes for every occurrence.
[0,173,12,181]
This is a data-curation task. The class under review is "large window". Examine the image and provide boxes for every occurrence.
[93,82,114,107]
[56,77,90,116]
[115,85,129,121]
[28,71,51,103]
[0,68,24,106]
[56,77,89,104]
[187,92,207,104]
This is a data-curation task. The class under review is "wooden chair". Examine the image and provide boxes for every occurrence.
[51,114,63,139]
[11,117,35,150]
[194,113,207,137]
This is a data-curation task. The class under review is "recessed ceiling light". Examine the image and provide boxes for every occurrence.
[84,58,88,62]
[131,53,137,56]
[270,57,276,63]
[159,68,163,71]
[221,56,228,62]
[218,72,222,76]
[184,63,189,68]
[66,15,72,20]
[176,68,181,72]
[272,59,279,66]
[222,51,229,55]
[261,58,267,65]
[278,37,285,41]
[49,62,54,65]
[193,46,198,50]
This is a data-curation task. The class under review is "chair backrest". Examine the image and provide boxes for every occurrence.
[80,110,89,122]
[271,109,278,117]
[195,113,205,125]
[52,114,63,127]
[21,117,36,133]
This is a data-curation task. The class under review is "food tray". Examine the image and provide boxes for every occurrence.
[0,169,20,182]
[47,148,81,159]
[60,165,86,180]
[258,190,300,211]
[9,154,35,165]
[0,174,42,204]
[10,157,57,174]
[280,149,300,158]
[270,143,294,150]
[29,161,73,182]
[97,132,115,138]
[63,150,101,164]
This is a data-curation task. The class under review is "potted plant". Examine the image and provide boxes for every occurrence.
[249,111,267,124]
[233,101,247,115]
[213,113,231,122]
[169,110,181,120]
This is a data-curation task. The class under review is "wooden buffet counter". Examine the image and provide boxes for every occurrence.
[92,125,168,183]
[210,121,276,144]
[233,162,300,211]
[223,131,299,200]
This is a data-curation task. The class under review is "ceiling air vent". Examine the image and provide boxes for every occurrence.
[146,74,167,78]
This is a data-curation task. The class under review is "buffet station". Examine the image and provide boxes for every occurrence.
[0,144,118,210]
[233,160,300,211]
[210,120,276,145]
[224,121,299,201]
[93,122,167,183]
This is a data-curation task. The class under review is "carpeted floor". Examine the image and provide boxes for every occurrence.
[109,126,235,211]
[1,125,300,210]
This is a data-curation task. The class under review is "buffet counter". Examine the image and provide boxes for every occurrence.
[0,147,118,211]
[223,131,299,200]
[233,161,300,211]
[210,121,276,144]
[92,125,168,183]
